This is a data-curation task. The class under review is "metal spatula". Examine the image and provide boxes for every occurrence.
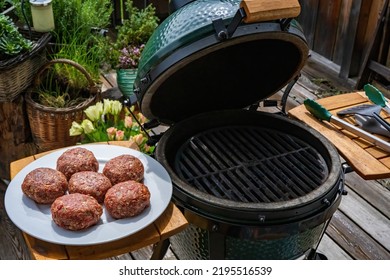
[337,104,382,117]
[337,104,390,137]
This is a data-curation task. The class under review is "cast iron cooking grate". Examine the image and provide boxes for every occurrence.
[174,125,329,203]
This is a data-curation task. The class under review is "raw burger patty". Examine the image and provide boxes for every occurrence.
[104,180,150,219]
[56,147,99,180]
[51,193,103,231]
[68,171,112,203]
[22,167,68,204]
[102,154,144,185]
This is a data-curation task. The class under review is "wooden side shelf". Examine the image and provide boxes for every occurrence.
[289,91,390,179]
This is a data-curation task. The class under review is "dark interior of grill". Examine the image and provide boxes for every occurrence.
[174,125,329,203]
[148,39,303,123]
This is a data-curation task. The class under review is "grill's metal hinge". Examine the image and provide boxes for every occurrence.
[212,7,246,41]
[279,18,293,31]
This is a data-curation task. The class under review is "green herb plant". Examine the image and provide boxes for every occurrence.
[105,0,159,70]
[0,0,6,11]
[115,0,159,48]
[12,0,113,107]
[0,0,12,12]
[0,13,32,59]
[33,67,88,108]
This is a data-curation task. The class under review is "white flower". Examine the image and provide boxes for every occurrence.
[69,121,83,136]
[103,99,112,115]
[84,102,103,121]
[81,119,95,134]
[111,100,123,116]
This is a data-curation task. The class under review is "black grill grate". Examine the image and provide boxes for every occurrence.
[174,125,329,203]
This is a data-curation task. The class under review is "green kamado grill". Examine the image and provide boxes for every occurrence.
[134,0,346,259]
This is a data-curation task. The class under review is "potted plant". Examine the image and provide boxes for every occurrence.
[115,43,144,99]
[105,0,159,99]
[0,0,14,15]
[25,58,100,152]
[11,0,113,84]
[0,13,51,102]
[8,0,114,151]
[0,13,32,59]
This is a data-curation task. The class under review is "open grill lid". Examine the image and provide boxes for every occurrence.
[135,0,309,124]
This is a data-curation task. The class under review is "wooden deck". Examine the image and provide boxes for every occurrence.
[1,56,389,260]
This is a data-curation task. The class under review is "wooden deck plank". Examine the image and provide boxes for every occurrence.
[102,71,117,88]
[101,72,117,92]
[344,172,390,218]
[318,234,353,260]
[0,180,32,260]
[338,186,390,252]
[130,245,177,260]
[326,210,390,259]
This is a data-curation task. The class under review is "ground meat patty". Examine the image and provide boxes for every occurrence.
[104,181,150,219]
[102,154,144,185]
[22,167,68,204]
[56,147,99,180]
[68,171,112,203]
[51,193,103,231]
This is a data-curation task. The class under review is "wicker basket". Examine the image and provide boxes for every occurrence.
[0,31,51,102]
[25,59,100,152]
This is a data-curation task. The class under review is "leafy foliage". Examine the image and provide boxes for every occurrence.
[11,0,113,107]
[11,0,113,82]
[0,14,32,59]
[115,0,159,48]
[0,0,5,11]
[104,0,159,70]
[0,0,12,11]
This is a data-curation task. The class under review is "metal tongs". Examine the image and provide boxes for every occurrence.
[364,84,390,114]
[304,99,390,153]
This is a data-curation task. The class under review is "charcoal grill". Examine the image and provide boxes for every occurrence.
[155,110,343,259]
[133,0,346,259]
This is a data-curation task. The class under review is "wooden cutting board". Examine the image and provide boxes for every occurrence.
[288,91,390,180]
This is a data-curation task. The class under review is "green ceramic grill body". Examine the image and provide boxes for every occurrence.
[138,0,238,78]
[170,216,330,260]
[135,0,309,124]
[139,1,333,260]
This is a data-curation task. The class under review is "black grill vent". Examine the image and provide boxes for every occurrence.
[174,126,329,203]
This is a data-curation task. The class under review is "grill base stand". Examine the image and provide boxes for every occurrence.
[169,208,335,260]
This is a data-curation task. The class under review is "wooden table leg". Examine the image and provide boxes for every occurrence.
[150,239,171,260]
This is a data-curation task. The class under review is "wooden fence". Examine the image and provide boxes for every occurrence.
[297,0,390,90]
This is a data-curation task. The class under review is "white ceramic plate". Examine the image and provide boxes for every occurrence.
[4,144,173,246]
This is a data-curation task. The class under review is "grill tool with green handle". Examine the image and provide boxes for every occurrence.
[364,84,390,114]
[304,99,390,153]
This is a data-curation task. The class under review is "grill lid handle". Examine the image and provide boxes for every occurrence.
[240,0,301,23]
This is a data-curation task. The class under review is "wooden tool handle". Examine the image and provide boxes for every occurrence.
[240,0,301,23]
